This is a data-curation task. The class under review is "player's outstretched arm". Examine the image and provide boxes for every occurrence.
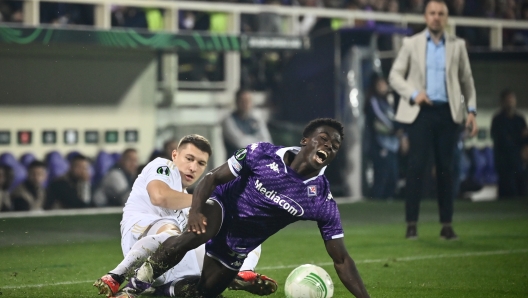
[146,180,193,210]
[324,238,370,298]
[188,162,236,234]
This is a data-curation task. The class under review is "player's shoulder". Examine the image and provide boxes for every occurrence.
[144,158,179,174]
[245,142,282,157]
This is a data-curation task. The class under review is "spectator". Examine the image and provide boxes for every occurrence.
[0,0,23,23]
[222,89,272,158]
[11,161,48,211]
[491,89,528,198]
[387,0,400,13]
[0,165,13,211]
[258,0,283,34]
[364,74,402,199]
[45,154,92,209]
[111,6,148,29]
[389,0,477,240]
[404,0,425,14]
[93,148,139,207]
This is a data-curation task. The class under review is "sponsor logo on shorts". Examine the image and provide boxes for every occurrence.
[254,179,304,217]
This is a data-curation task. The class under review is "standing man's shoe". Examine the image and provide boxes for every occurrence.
[440,226,458,240]
[405,225,418,239]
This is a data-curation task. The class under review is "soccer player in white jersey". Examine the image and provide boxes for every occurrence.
[94,135,276,297]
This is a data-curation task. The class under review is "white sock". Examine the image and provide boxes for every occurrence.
[240,245,261,272]
[136,259,154,283]
[109,231,174,277]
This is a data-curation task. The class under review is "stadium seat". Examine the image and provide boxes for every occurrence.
[468,147,486,185]
[93,151,117,187]
[0,152,27,191]
[111,152,121,164]
[19,152,37,168]
[481,147,497,185]
[45,151,69,181]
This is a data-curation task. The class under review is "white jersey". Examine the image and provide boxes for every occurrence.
[120,158,188,235]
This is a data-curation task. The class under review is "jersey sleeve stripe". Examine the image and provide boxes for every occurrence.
[331,233,344,239]
[227,157,240,177]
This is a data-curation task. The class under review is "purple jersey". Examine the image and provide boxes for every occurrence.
[209,142,344,259]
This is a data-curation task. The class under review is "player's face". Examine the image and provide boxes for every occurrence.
[424,1,448,34]
[28,166,47,187]
[301,125,341,169]
[71,160,91,182]
[172,143,209,188]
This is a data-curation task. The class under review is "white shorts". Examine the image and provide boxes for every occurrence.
[120,213,203,286]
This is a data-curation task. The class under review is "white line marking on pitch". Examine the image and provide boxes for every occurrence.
[3,249,527,289]
[259,248,528,270]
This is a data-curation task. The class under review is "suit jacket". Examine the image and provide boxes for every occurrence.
[389,29,477,124]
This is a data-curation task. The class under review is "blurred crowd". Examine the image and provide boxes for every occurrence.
[363,75,528,201]
[1,0,528,46]
[0,145,169,212]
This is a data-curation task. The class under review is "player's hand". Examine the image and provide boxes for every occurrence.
[466,113,478,137]
[188,209,207,234]
[414,92,432,106]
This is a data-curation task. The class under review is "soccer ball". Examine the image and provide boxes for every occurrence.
[284,264,334,298]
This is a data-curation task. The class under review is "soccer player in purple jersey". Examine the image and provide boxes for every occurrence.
[129,118,370,298]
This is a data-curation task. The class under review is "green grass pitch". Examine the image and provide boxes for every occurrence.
[1,199,527,297]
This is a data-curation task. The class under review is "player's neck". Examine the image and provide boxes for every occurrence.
[285,152,319,180]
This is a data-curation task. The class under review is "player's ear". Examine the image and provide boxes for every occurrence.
[300,137,307,146]
[171,149,178,160]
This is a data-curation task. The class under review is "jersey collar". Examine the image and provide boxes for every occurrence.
[275,146,327,183]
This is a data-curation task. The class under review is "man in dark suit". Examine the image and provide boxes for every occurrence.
[389,0,478,240]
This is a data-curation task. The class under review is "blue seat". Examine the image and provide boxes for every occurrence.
[468,147,486,185]
[93,151,116,187]
[481,147,497,185]
[45,151,69,182]
[19,153,37,168]
[0,152,27,191]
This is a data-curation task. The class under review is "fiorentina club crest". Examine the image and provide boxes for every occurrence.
[307,185,317,197]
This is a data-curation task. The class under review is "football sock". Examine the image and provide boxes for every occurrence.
[240,245,261,272]
[108,273,125,285]
[137,257,155,283]
[109,231,174,277]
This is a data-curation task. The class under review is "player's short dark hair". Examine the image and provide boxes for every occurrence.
[500,89,516,102]
[302,118,345,141]
[28,160,47,171]
[178,134,212,157]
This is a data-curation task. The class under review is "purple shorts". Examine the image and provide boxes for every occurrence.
[205,197,248,271]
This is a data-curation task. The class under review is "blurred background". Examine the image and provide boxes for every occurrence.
[1,0,528,214]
